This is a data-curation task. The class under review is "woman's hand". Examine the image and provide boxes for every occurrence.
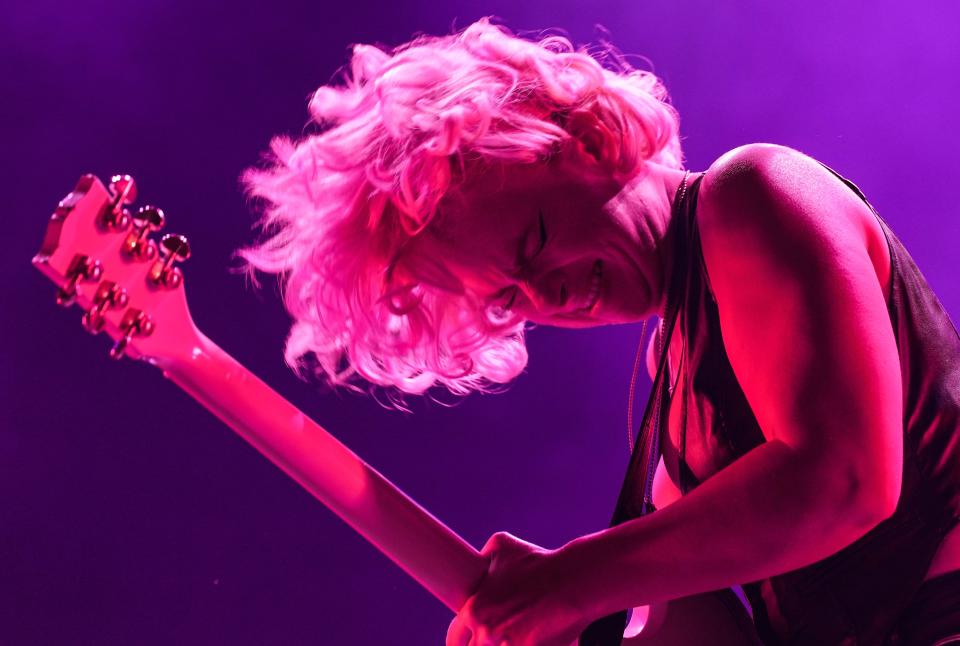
[446,532,589,646]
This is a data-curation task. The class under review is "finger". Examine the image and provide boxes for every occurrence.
[480,532,505,555]
[446,615,472,646]
[481,531,517,556]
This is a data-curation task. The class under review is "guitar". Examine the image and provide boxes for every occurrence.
[32,174,761,645]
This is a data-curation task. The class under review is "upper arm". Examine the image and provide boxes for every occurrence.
[697,143,903,521]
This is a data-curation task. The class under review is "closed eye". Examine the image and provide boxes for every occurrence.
[535,209,548,256]
[515,210,548,274]
[497,210,547,312]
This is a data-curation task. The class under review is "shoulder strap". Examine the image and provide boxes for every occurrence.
[611,173,694,525]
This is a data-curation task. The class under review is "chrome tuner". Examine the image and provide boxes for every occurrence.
[81,280,130,333]
[55,255,104,307]
[109,309,155,360]
[103,174,137,230]
[122,205,165,260]
[148,234,191,289]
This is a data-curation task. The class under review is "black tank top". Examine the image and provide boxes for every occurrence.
[602,163,960,645]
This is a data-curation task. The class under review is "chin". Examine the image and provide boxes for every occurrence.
[537,307,624,329]
[544,317,607,329]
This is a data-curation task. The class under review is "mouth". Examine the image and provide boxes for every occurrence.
[582,259,603,313]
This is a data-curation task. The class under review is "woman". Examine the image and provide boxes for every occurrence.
[239,19,960,645]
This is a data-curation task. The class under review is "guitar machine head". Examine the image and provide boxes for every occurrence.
[33,174,199,362]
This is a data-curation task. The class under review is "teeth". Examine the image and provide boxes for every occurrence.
[584,260,603,311]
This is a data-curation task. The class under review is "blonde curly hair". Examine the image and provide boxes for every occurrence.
[238,18,683,398]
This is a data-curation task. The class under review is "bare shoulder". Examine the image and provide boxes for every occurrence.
[704,141,830,184]
[696,142,890,296]
[698,142,878,235]
[697,143,841,261]
[700,142,854,226]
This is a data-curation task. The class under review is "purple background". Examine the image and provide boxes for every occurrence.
[4,2,959,644]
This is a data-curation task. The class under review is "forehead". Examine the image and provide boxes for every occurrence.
[451,161,550,214]
[431,163,545,265]
[418,150,624,292]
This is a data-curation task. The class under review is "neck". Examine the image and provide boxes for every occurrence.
[644,163,696,318]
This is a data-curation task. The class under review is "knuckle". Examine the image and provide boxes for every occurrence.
[481,532,504,553]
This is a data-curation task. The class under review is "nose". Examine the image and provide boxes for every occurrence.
[517,268,569,315]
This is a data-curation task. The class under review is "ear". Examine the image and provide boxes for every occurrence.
[564,109,620,169]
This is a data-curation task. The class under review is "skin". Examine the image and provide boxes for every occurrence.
[432,141,686,327]
[440,140,953,646]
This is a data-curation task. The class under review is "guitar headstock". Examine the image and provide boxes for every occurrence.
[33,174,201,363]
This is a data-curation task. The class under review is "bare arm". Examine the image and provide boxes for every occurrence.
[558,144,903,620]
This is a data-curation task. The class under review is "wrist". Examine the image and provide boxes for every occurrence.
[554,532,614,625]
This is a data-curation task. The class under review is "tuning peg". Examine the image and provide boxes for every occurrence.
[55,255,104,307]
[81,280,129,333]
[148,233,191,289]
[102,174,138,230]
[109,308,154,360]
[110,174,137,203]
[122,205,165,260]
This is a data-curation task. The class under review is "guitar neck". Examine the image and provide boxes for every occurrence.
[151,332,486,612]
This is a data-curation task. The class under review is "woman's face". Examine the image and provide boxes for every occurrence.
[433,141,675,328]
